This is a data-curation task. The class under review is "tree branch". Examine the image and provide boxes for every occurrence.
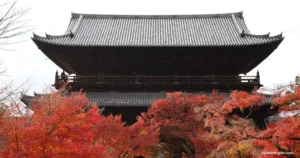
[0,0,31,50]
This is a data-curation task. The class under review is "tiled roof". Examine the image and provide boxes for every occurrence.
[32,12,283,47]
[85,92,273,107]
[20,93,36,107]
[86,92,166,107]
[21,92,273,107]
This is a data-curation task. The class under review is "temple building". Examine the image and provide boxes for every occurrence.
[27,11,283,124]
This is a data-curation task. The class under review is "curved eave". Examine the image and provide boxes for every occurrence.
[243,32,283,39]
[20,93,35,100]
[34,32,73,40]
[32,35,284,76]
[20,93,35,107]
[34,92,44,97]
[32,36,75,74]
[242,37,284,74]
[31,35,284,48]
[244,32,270,38]
[45,33,72,39]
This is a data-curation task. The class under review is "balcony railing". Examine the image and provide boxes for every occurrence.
[55,74,260,87]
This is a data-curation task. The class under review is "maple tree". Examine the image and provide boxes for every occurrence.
[90,112,158,157]
[255,116,300,158]
[139,92,212,157]
[0,92,105,157]
[139,89,299,157]
[1,85,300,157]
[253,86,300,157]
[0,90,158,157]
[196,91,264,157]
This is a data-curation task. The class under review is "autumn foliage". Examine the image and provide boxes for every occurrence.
[138,89,299,157]
[254,86,300,157]
[0,91,158,157]
[0,86,300,157]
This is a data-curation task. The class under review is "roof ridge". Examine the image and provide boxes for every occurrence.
[269,32,283,39]
[244,32,270,38]
[70,15,83,37]
[33,32,73,40]
[71,11,243,19]
[231,14,282,39]
[45,33,72,39]
[231,14,244,37]
[33,32,47,40]
[244,32,283,39]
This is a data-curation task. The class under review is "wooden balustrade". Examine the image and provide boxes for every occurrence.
[55,75,260,87]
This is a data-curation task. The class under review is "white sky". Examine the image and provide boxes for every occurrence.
[1,0,299,95]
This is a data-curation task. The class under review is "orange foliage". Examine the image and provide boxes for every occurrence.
[0,92,105,157]
[255,116,300,157]
[0,91,158,157]
[139,92,212,157]
[140,89,300,157]
[272,86,300,112]
[140,91,264,157]
[221,91,265,114]
[1,85,300,157]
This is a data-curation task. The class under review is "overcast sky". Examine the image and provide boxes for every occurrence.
[1,0,299,95]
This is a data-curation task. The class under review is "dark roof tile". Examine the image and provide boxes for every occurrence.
[85,92,273,107]
[21,92,273,107]
[86,92,166,107]
[32,12,283,47]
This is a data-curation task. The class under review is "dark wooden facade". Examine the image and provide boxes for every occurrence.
[34,41,282,76]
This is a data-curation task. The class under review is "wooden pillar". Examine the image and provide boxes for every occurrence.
[55,70,58,83]
[256,70,260,83]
